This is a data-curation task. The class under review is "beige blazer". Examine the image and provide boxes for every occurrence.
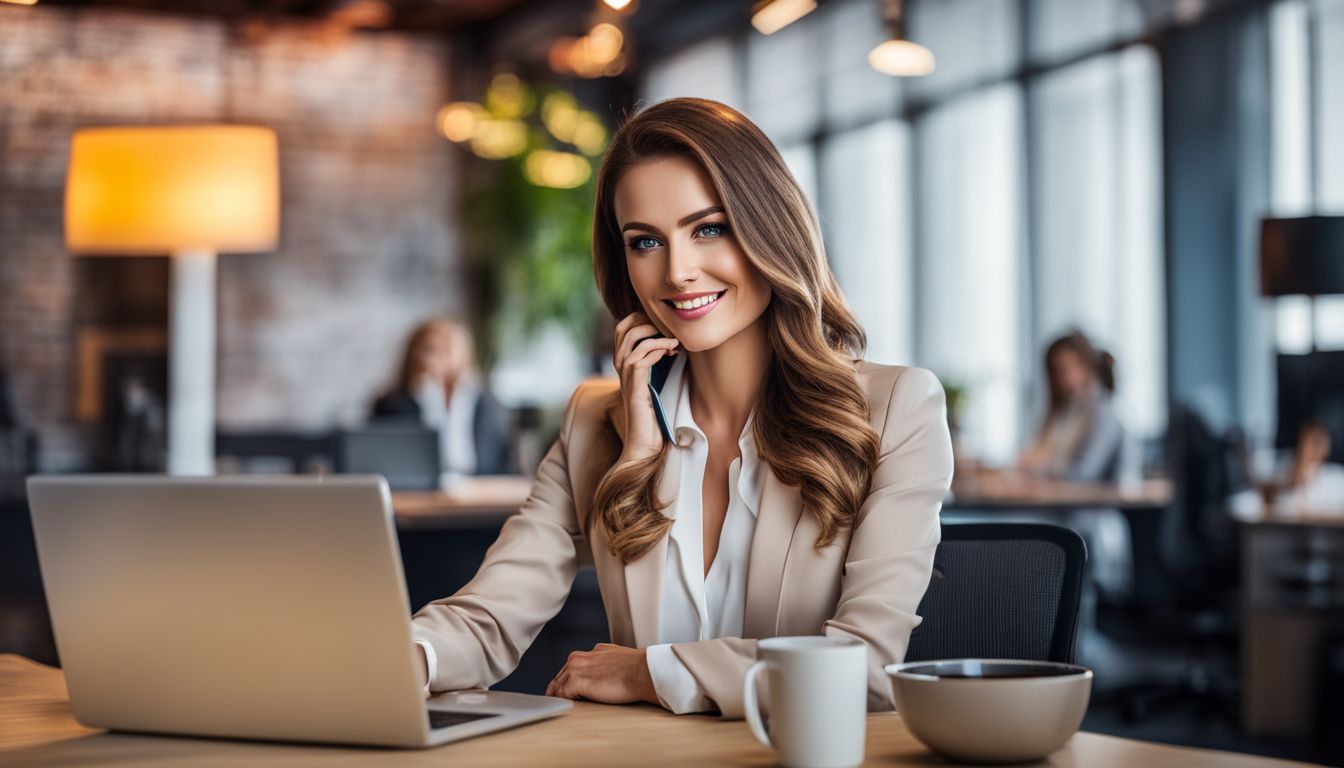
[412,361,954,718]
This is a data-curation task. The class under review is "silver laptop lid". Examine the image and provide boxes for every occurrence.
[26,475,430,747]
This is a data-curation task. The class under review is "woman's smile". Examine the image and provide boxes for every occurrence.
[665,289,727,320]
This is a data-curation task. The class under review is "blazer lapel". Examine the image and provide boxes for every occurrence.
[605,393,681,649]
[743,467,803,638]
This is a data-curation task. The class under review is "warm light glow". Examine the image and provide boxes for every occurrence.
[868,38,936,77]
[437,101,486,142]
[571,113,608,155]
[554,23,626,78]
[524,150,592,189]
[541,93,581,143]
[65,126,279,255]
[485,73,531,119]
[469,119,528,159]
[549,38,579,75]
[751,0,817,35]
[0,0,40,6]
[327,0,391,29]
[587,23,623,62]
[602,0,632,10]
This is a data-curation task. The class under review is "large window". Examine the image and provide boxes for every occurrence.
[820,120,913,366]
[1270,0,1344,352]
[1031,47,1165,438]
[917,84,1025,463]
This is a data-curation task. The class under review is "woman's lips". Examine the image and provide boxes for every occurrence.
[665,290,726,321]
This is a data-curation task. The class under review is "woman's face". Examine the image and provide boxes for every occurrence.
[1049,347,1093,401]
[415,325,466,382]
[612,155,772,353]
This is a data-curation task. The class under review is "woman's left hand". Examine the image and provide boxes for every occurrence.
[545,643,659,705]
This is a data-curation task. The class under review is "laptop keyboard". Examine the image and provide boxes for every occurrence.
[428,709,500,729]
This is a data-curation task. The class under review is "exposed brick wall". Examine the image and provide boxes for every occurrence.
[0,6,463,469]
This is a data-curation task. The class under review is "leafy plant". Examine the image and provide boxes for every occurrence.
[447,79,608,369]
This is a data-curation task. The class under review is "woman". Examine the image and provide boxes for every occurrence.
[411,98,953,717]
[1018,330,1129,599]
[1018,330,1123,482]
[371,317,515,476]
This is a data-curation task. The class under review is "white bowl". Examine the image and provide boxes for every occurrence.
[884,659,1092,764]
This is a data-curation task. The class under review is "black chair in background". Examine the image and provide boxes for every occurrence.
[907,523,1088,664]
[1111,404,1243,722]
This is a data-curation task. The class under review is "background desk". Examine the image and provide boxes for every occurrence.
[947,471,1173,511]
[391,475,532,530]
[0,654,1313,767]
[1236,506,1344,743]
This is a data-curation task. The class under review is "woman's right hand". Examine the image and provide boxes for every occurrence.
[614,311,680,464]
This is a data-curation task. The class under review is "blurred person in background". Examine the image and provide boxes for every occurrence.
[1020,330,1130,600]
[1287,399,1344,511]
[371,317,516,476]
[1019,330,1124,482]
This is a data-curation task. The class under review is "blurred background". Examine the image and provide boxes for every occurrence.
[2,0,1343,763]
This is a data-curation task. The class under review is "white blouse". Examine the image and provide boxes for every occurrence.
[643,354,762,714]
[412,374,479,477]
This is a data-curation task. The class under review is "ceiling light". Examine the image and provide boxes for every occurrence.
[869,39,935,77]
[0,0,40,6]
[869,0,934,77]
[751,0,816,35]
[602,0,633,10]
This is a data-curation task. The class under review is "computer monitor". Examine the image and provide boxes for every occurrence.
[338,426,440,490]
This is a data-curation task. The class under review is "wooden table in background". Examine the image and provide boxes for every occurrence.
[947,469,1173,511]
[391,475,533,530]
[1233,490,1344,739]
[0,654,1313,767]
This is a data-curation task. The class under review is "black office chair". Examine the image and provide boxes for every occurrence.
[907,523,1088,664]
[1109,404,1242,722]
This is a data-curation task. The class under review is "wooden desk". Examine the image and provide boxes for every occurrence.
[392,475,532,530]
[0,655,1311,767]
[1236,495,1344,739]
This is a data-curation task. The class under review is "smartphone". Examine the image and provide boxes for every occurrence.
[648,350,676,443]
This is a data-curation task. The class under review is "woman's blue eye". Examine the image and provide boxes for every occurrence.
[628,236,660,251]
[696,223,727,239]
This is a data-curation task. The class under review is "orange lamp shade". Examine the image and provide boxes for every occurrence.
[65,125,280,255]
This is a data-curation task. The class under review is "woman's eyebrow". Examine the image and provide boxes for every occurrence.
[619,206,723,235]
[677,206,723,227]
[620,220,663,235]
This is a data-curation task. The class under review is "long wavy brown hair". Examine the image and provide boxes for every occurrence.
[590,98,881,564]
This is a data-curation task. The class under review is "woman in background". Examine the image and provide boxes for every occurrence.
[371,317,515,476]
[1018,330,1124,482]
[1019,330,1129,600]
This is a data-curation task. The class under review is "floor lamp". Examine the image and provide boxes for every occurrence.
[65,126,280,475]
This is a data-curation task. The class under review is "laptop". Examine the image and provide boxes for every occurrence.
[337,426,442,490]
[26,474,571,748]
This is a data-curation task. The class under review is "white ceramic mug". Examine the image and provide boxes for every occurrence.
[741,636,867,768]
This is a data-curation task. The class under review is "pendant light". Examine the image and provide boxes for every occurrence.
[868,0,935,77]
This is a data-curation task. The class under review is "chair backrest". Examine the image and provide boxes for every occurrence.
[906,523,1087,664]
[1159,404,1241,596]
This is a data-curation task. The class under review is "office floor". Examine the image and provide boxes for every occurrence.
[1080,602,1333,766]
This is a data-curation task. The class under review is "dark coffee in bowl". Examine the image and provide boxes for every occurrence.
[899,661,1086,679]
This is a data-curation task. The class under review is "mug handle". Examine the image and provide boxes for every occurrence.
[742,659,773,748]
